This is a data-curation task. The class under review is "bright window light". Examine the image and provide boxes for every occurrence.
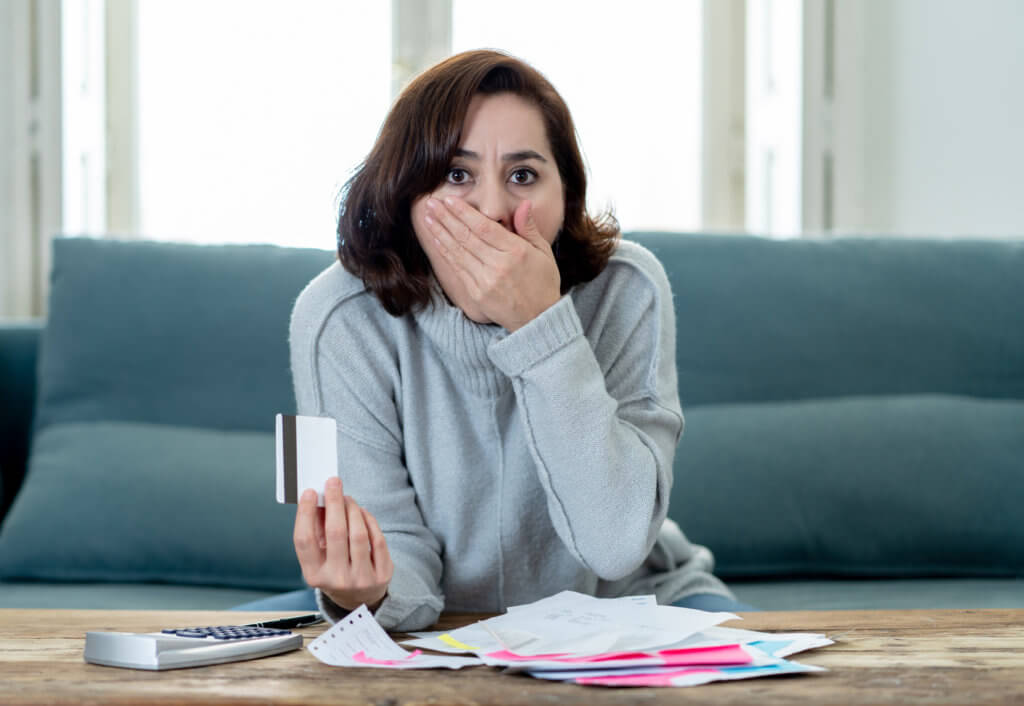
[135,2,702,245]
[452,0,703,233]
[137,0,390,248]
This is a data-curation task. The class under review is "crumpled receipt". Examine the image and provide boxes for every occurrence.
[307,605,482,670]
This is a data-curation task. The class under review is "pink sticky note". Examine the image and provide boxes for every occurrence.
[351,649,422,665]
[488,643,751,667]
[656,644,752,666]
[485,650,570,662]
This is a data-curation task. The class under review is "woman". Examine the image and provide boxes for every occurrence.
[267,50,744,629]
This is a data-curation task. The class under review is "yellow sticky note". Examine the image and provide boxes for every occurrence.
[438,633,479,651]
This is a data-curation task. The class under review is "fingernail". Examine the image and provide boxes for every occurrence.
[425,214,435,225]
[426,198,438,210]
[443,197,454,206]
[326,476,341,490]
[301,489,317,502]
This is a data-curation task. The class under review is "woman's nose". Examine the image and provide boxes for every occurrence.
[468,181,512,228]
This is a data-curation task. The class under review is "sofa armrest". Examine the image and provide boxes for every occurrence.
[0,321,42,519]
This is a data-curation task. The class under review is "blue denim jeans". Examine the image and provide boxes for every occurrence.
[232,588,318,611]
[671,593,758,612]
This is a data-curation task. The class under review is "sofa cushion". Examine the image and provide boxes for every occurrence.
[670,395,1024,578]
[33,237,334,432]
[0,422,303,589]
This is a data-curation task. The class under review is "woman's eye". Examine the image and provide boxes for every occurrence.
[510,168,537,185]
[446,168,470,185]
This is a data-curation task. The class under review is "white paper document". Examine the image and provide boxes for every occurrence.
[475,590,736,656]
[405,621,505,654]
[680,625,834,657]
[527,656,826,687]
[311,594,832,688]
[307,605,481,670]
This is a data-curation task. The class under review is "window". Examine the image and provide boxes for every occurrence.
[132,1,704,245]
[135,0,391,248]
[51,1,724,255]
[452,0,704,233]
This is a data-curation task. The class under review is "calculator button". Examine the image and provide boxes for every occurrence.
[160,626,290,640]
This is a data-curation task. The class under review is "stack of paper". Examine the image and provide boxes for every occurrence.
[308,591,833,688]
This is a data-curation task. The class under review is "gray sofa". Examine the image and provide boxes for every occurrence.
[1,234,1022,610]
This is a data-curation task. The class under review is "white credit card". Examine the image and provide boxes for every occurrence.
[275,414,338,506]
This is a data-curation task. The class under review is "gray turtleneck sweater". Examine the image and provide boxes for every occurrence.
[289,240,730,631]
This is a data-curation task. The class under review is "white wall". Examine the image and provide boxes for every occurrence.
[859,0,1024,238]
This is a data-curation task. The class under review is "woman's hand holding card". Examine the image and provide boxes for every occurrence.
[293,476,393,613]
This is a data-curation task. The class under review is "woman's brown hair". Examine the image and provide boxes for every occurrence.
[337,49,619,316]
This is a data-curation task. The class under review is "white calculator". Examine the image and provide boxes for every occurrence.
[84,625,303,670]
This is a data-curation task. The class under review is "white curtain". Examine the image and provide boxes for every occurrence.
[1,0,63,320]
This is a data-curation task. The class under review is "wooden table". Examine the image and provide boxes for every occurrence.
[1,609,1022,704]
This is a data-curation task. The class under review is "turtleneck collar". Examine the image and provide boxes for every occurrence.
[412,288,510,398]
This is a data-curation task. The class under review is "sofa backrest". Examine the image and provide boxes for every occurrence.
[630,232,1024,408]
[0,323,40,518]
[35,238,337,433]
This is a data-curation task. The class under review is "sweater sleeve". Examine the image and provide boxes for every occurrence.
[290,285,444,631]
[487,251,684,581]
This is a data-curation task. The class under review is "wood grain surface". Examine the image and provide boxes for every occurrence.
[1,608,1022,705]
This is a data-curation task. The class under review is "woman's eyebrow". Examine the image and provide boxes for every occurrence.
[454,148,548,163]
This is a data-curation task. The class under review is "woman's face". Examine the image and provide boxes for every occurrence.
[411,92,565,323]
